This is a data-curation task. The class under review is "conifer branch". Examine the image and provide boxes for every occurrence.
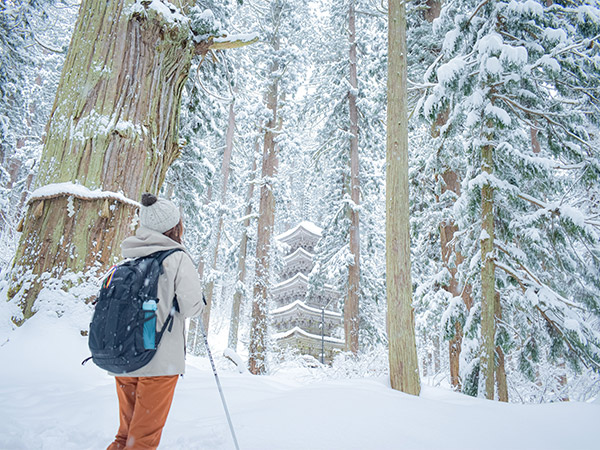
[33,35,64,54]
[466,0,490,27]
[493,94,594,151]
[494,245,587,312]
[516,192,600,230]
[495,261,600,371]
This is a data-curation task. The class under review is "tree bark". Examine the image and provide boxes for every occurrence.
[438,170,466,389]
[530,126,541,154]
[10,0,195,317]
[387,0,421,396]
[187,179,214,354]
[481,141,496,400]
[345,0,360,355]
[495,292,508,402]
[449,322,462,389]
[202,98,237,331]
[424,0,442,22]
[557,361,569,402]
[196,181,214,281]
[249,26,281,375]
[228,149,257,351]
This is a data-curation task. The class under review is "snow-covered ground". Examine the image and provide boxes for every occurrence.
[1,308,599,450]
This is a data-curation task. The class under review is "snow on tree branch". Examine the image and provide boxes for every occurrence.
[27,182,141,208]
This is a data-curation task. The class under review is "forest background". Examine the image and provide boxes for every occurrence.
[1,0,600,406]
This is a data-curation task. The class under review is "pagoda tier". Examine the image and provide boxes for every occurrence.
[271,300,342,335]
[270,221,344,363]
[281,247,315,279]
[273,327,344,363]
[276,221,322,254]
[271,273,338,309]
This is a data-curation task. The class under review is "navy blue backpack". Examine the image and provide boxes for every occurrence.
[85,249,182,373]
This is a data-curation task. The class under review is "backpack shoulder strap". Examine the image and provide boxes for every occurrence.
[150,248,185,266]
[137,248,184,301]
[146,249,185,347]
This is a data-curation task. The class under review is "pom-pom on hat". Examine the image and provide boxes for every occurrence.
[139,193,181,234]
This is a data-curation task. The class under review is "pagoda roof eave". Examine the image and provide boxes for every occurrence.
[283,247,315,265]
[271,273,338,296]
[273,326,345,345]
[271,300,342,318]
[272,272,309,292]
[275,221,323,244]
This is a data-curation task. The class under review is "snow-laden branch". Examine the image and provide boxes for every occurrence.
[494,259,600,371]
[27,182,140,208]
[466,0,491,26]
[194,33,259,56]
[468,171,600,231]
[494,247,584,312]
[33,35,64,54]
[194,67,233,102]
[517,192,600,231]
[492,94,594,151]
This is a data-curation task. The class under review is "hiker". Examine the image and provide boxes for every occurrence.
[107,193,204,450]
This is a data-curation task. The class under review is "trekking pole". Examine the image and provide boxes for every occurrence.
[198,318,241,450]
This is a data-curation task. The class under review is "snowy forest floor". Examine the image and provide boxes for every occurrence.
[1,309,599,450]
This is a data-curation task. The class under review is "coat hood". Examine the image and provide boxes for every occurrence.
[121,226,186,259]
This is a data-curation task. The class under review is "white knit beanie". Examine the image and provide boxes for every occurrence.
[139,193,181,234]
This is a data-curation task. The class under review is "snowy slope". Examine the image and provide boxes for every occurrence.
[1,311,598,450]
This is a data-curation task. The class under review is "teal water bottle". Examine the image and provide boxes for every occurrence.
[142,300,157,349]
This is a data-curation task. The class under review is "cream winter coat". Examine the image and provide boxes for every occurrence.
[112,226,204,377]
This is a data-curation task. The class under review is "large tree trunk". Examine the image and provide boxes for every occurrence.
[481,141,496,400]
[345,0,360,355]
[249,31,280,375]
[228,150,257,351]
[202,99,237,331]
[10,0,195,318]
[386,0,421,396]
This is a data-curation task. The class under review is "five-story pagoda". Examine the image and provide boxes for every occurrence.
[271,221,344,363]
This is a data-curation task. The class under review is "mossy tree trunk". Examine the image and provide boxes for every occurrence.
[386,0,421,396]
[10,0,197,318]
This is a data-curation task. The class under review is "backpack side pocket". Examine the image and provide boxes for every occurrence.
[142,299,157,350]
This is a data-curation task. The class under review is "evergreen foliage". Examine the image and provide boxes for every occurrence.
[421,0,600,396]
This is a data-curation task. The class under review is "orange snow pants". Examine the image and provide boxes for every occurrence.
[107,375,179,450]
